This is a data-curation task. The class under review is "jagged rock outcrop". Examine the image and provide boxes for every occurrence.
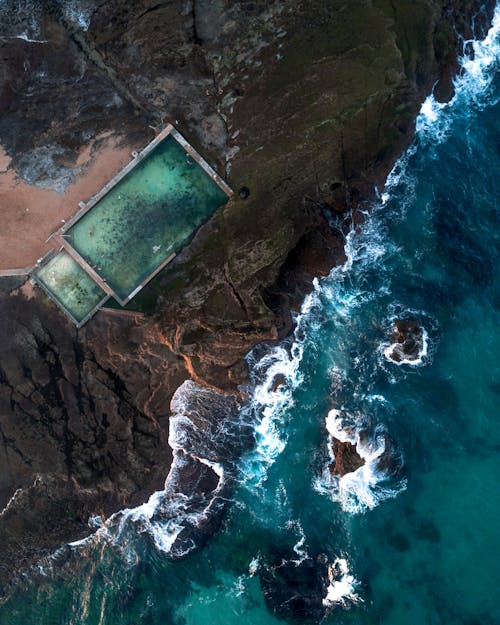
[387,319,425,363]
[0,291,187,596]
[329,439,365,477]
[0,0,494,597]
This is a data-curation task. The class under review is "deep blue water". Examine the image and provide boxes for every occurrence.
[1,9,499,625]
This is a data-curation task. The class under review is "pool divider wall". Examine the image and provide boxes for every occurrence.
[57,237,117,298]
[75,294,111,328]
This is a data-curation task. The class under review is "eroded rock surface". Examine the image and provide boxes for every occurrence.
[0,291,186,596]
[0,0,494,597]
[389,319,425,362]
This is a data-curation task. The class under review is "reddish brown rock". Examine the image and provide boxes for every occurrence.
[329,439,365,477]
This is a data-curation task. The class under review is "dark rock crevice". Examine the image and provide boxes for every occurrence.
[64,22,147,115]
[223,264,250,319]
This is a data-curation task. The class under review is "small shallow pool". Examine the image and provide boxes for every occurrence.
[35,250,108,325]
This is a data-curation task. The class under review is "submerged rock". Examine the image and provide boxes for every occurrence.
[260,552,361,623]
[260,553,330,624]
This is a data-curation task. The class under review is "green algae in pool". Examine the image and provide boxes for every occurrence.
[66,135,229,302]
[35,250,108,324]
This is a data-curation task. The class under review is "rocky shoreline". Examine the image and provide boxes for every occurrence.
[0,0,494,601]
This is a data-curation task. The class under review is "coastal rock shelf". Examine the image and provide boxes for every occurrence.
[0,0,495,605]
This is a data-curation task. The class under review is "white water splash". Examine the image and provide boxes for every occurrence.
[417,4,500,142]
[239,303,310,485]
[323,558,362,608]
[382,326,429,366]
[316,409,406,514]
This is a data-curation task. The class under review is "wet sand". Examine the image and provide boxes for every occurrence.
[0,134,146,270]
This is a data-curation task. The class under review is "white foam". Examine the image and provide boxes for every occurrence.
[317,411,406,513]
[63,1,93,31]
[416,5,500,143]
[286,519,308,565]
[248,556,260,576]
[240,338,305,485]
[322,557,362,607]
[336,457,406,514]
[325,409,358,444]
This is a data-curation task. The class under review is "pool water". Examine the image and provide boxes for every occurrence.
[35,250,108,324]
[66,135,229,302]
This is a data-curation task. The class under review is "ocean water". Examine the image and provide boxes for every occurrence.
[1,8,499,625]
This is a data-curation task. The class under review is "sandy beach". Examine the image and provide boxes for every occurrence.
[0,134,145,270]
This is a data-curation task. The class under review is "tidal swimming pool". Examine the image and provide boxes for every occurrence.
[34,250,108,325]
[65,133,229,303]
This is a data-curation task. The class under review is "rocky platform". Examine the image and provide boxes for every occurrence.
[0,0,494,599]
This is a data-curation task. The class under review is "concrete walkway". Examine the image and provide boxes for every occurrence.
[0,267,32,277]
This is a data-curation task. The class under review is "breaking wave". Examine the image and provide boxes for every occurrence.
[323,557,363,608]
[314,409,406,514]
[417,4,500,142]
[67,381,252,563]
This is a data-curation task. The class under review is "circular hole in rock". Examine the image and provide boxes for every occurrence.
[239,186,250,200]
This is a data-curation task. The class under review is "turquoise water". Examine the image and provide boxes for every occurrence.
[35,250,108,323]
[67,135,228,302]
[2,12,499,625]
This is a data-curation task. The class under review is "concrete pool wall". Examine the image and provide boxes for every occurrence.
[34,125,233,325]
[33,248,109,327]
[57,125,232,238]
